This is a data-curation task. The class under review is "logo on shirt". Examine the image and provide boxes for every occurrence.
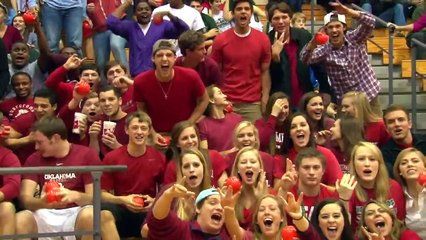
[44,173,77,183]
[9,104,34,119]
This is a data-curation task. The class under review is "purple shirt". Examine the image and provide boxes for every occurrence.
[107,15,189,77]
[175,56,223,86]
[413,14,426,32]
[300,13,379,103]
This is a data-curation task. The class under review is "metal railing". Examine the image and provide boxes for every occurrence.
[0,165,127,240]
[410,38,426,130]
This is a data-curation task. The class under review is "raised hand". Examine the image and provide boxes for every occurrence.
[254,170,268,196]
[219,186,240,208]
[361,226,385,240]
[271,98,286,117]
[315,130,331,146]
[336,173,357,201]
[64,54,86,70]
[284,192,304,220]
[167,177,196,199]
[279,158,298,192]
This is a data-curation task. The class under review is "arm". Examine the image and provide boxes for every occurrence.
[188,91,209,123]
[260,63,271,114]
[152,183,195,220]
[285,192,310,232]
[107,1,132,39]
[20,179,65,211]
[111,0,132,18]
[223,0,232,21]
[59,183,94,206]
[0,152,21,201]
[163,13,190,39]
[224,207,245,240]
[33,20,51,72]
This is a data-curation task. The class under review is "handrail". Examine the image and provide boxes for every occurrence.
[410,38,426,131]
[310,0,315,34]
[0,165,127,240]
[350,3,395,104]
[367,38,390,54]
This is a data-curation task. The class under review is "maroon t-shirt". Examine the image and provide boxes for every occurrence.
[133,67,205,133]
[2,26,22,53]
[365,120,390,148]
[197,112,243,152]
[0,97,34,121]
[0,146,21,201]
[163,150,228,187]
[44,66,75,111]
[101,145,165,197]
[121,85,136,114]
[175,56,223,87]
[10,113,37,164]
[23,144,101,207]
[99,115,129,156]
[255,116,286,153]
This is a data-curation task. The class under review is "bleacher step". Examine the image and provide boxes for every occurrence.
[373,65,401,79]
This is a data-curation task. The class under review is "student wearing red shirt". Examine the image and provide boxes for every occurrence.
[348,142,406,232]
[0,72,34,121]
[15,116,120,239]
[134,40,209,146]
[358,201,421,240]
[101,112,165,238]
[341,91,390,148]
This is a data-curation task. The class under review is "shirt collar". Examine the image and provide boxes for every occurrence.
[190,221,222,240]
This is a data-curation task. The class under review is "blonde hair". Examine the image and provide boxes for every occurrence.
[253,195,287,239]
[349,142,390,202]
[342,91,381,127]
[233,121,260,149]
[291,12,306,25]
[231,147,267,223]
[175,148,212,220]
[393,147,426,187]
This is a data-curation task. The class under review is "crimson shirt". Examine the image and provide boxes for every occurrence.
[0,97,34,121]
[0,146,21,201]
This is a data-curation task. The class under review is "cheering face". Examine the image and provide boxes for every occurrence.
[363,203,393,237]
[237,150,261,185]
[398,151,426,181]
[11,43,30,68]
[318,203,345,240]
[330,119,341,141]
[181,153,204,189]
[270,10,290,33]
[325,21,346,49]
[354,146,379,185]
[176,126,199,150]
[126,118,150,146]
[236,126,256,149]
[384,110,412,143]
[99,90,121,118]
[340,97,356,117]
[12,74,32,99]
[306,96,324,122]
[232,2,252,29]
[13,15,26,31]
[80,69,100,91]
[153,49,176,78]
[197,195,225,235]
[256,197,283,237]
[298,157,324,187]
[34,97,56,120]
[289,116,310,149]
[135,2,152,25]
[81,97,101,122]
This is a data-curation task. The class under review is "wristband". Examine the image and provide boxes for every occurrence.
[293,215,304,221]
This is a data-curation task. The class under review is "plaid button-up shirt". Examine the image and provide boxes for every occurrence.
[300,12,380,103]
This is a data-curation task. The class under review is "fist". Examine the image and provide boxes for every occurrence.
[315,32,329,45]
[225,176,241,194]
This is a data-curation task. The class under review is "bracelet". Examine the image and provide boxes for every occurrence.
[339,197,350,202]
[293,215,304,221]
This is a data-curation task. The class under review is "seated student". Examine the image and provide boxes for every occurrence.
[197,85,243,152]
[15,116,120,239]
[45,54,101,110]
[101,112,165,238]
[4,88,57,164]
[278,148,356,220]
[285,196,355,240]
[176,31,222,87]
[393,148,426,239]
[0,113,21,237]
[358,200,421,240]
[382,104,426,178]
[0,72,35,121]
[147,187,230,239]
[254,92,290,154]
[291,12,306,29]
[348,142,406,232]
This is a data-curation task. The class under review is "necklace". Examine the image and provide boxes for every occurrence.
[157,80,173,100]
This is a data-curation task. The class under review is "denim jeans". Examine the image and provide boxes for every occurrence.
[41,4,83,54]
[92,30,128,72]
[362,2,406,27]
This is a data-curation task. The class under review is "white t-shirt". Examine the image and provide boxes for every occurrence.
[404,187,426,240]
[152,4,205,31]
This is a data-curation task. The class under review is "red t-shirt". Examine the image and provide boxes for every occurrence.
[163,150,228,187]
[197,112,243,152]
[400,229,422,240]
[211,28,272,103]
[133,67,206,133]
[101,145,165,197]
[99,115,129,156]
[23,144,101,208]
[0,97,34,121]
[364,120,390,148]
[349,179,406,232]
[175,56,223,87]
[0,146,21,201]
[44,66,75,111]
[255,116,286,153]
[286,146,343,186]
[10,113,37,164]
[226,151,284,188]
[2,26,23,53]
[121,85,136,114]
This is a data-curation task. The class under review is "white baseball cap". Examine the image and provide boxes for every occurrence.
[324,12,346,26]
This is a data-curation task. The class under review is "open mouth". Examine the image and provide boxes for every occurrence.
[211,213,222,223]
[394,128,402,135]
[88,112,96,116]
[263,218,273,228]
[135,135,144,141]
[245,171,254,179]
[363,169,372,174]
[189,175,198,181]
[296,132,305,140]
[327,226,338,236]
[375,220,386,230]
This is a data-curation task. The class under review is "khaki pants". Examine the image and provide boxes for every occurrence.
[232,102,262,123]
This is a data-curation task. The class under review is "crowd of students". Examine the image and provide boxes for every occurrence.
[0,0,426,239]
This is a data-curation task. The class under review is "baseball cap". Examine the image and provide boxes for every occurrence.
[324,12,346,26]
[195,188,220,205]
[152,39,176,55]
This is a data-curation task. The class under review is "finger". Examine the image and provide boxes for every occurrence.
[177,176,187,186]
[274,31,278,41]
[296,192,304,206]
[286,158,292,172]
[361,226,370,237]
[335,178,340,189]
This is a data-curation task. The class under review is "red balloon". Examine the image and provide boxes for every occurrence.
[159,136,170,146]
[82,20,93,39]
[46,189,62,203]
[76,82,91,96]
[23,11,37,25]
[315,32,329,45]
[45,180,60,193]
[281,225,299,240]
[153,15,163,25]
[224,104,233,113]
[133,196,144,206]
[225,176,241,193]
[418,172,426,186]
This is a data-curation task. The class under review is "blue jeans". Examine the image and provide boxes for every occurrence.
[362,2,406,27]
[92,30,128,73]
[41,4,83,54]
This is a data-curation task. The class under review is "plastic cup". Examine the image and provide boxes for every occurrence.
[103,121,117,136]
[72,112,88,134]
